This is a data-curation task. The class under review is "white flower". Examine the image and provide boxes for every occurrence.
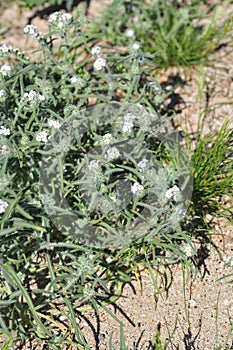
[70,76,85,88]
[122,120,134,133]
[0,44,13,53]
[131,182,144,195]
[106,256,113,264]
[125,29,135,37]
[0,145,8,154]
[24,24,38,37]
[0,64,11,76]
[57,21,64,29]
[0,89,6,98]
[124,112,136,122]
[0,126,10,136]
[130,42,140,53]
[182,244,194,258]
[49,11,72,29]
[36,131,48,143]
[70,76,79,84]
[89,160,100,169]
[49,12,60,23]
[28,90,37,102]
[61,13,72,24]
[165,185,180,200]
[22,90,44,104]
[93,58,106,71]
[91,46,101,56]
[138,158,148,172]
[48,119,61,129]
[165,188,174,199]
[101,133,113,145]
[122,113,136,133]
[39,95,45,102]
[132,43,140,50]
[0,199,9,214]
[105,147,120,161]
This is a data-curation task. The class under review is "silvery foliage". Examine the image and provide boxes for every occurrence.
[39,101,193,248]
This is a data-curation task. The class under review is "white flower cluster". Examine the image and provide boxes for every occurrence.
[182,243,194,258]
[87,160,103,182]
[48,119,61,129]
[36,131,48,143]
[0,44,13,54]
[91,45,106,71]
[24,24,39,37]
[70,76,86,90]
[89,159,100,169]
[70,76,78,84]
[70,75,83,85]
[105,147,120,162]
[131,182,144,195]
[0,126,10,136]
[91,46,101,56]
[0,145,8,154]
[165,185,180,201]
[122,113,136,133]
[22,90,45,105]
[49,12,73,30]
[0,64,11,76]
[101,133,113,145]
[93,57,106,71]
[130,42,140,53]
[106,256,113,264]
[0,199,9,214]
[125,29,135,37]
[138,158,148,172]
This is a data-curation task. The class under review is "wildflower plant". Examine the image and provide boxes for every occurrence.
[0,10,194,348]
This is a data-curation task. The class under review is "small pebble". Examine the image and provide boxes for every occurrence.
[189,299,197,308]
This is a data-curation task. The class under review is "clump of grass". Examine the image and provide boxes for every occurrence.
[191,121,233,221]
[18,0,77,10]
[89,0,232,68]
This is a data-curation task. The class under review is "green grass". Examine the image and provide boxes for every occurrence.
[191,120,233,221]
[89,0,232,69]
[17,0,77,10]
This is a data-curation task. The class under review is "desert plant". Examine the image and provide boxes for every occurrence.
[0,9,195,348]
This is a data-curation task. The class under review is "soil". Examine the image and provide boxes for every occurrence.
[0,1,233,349]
